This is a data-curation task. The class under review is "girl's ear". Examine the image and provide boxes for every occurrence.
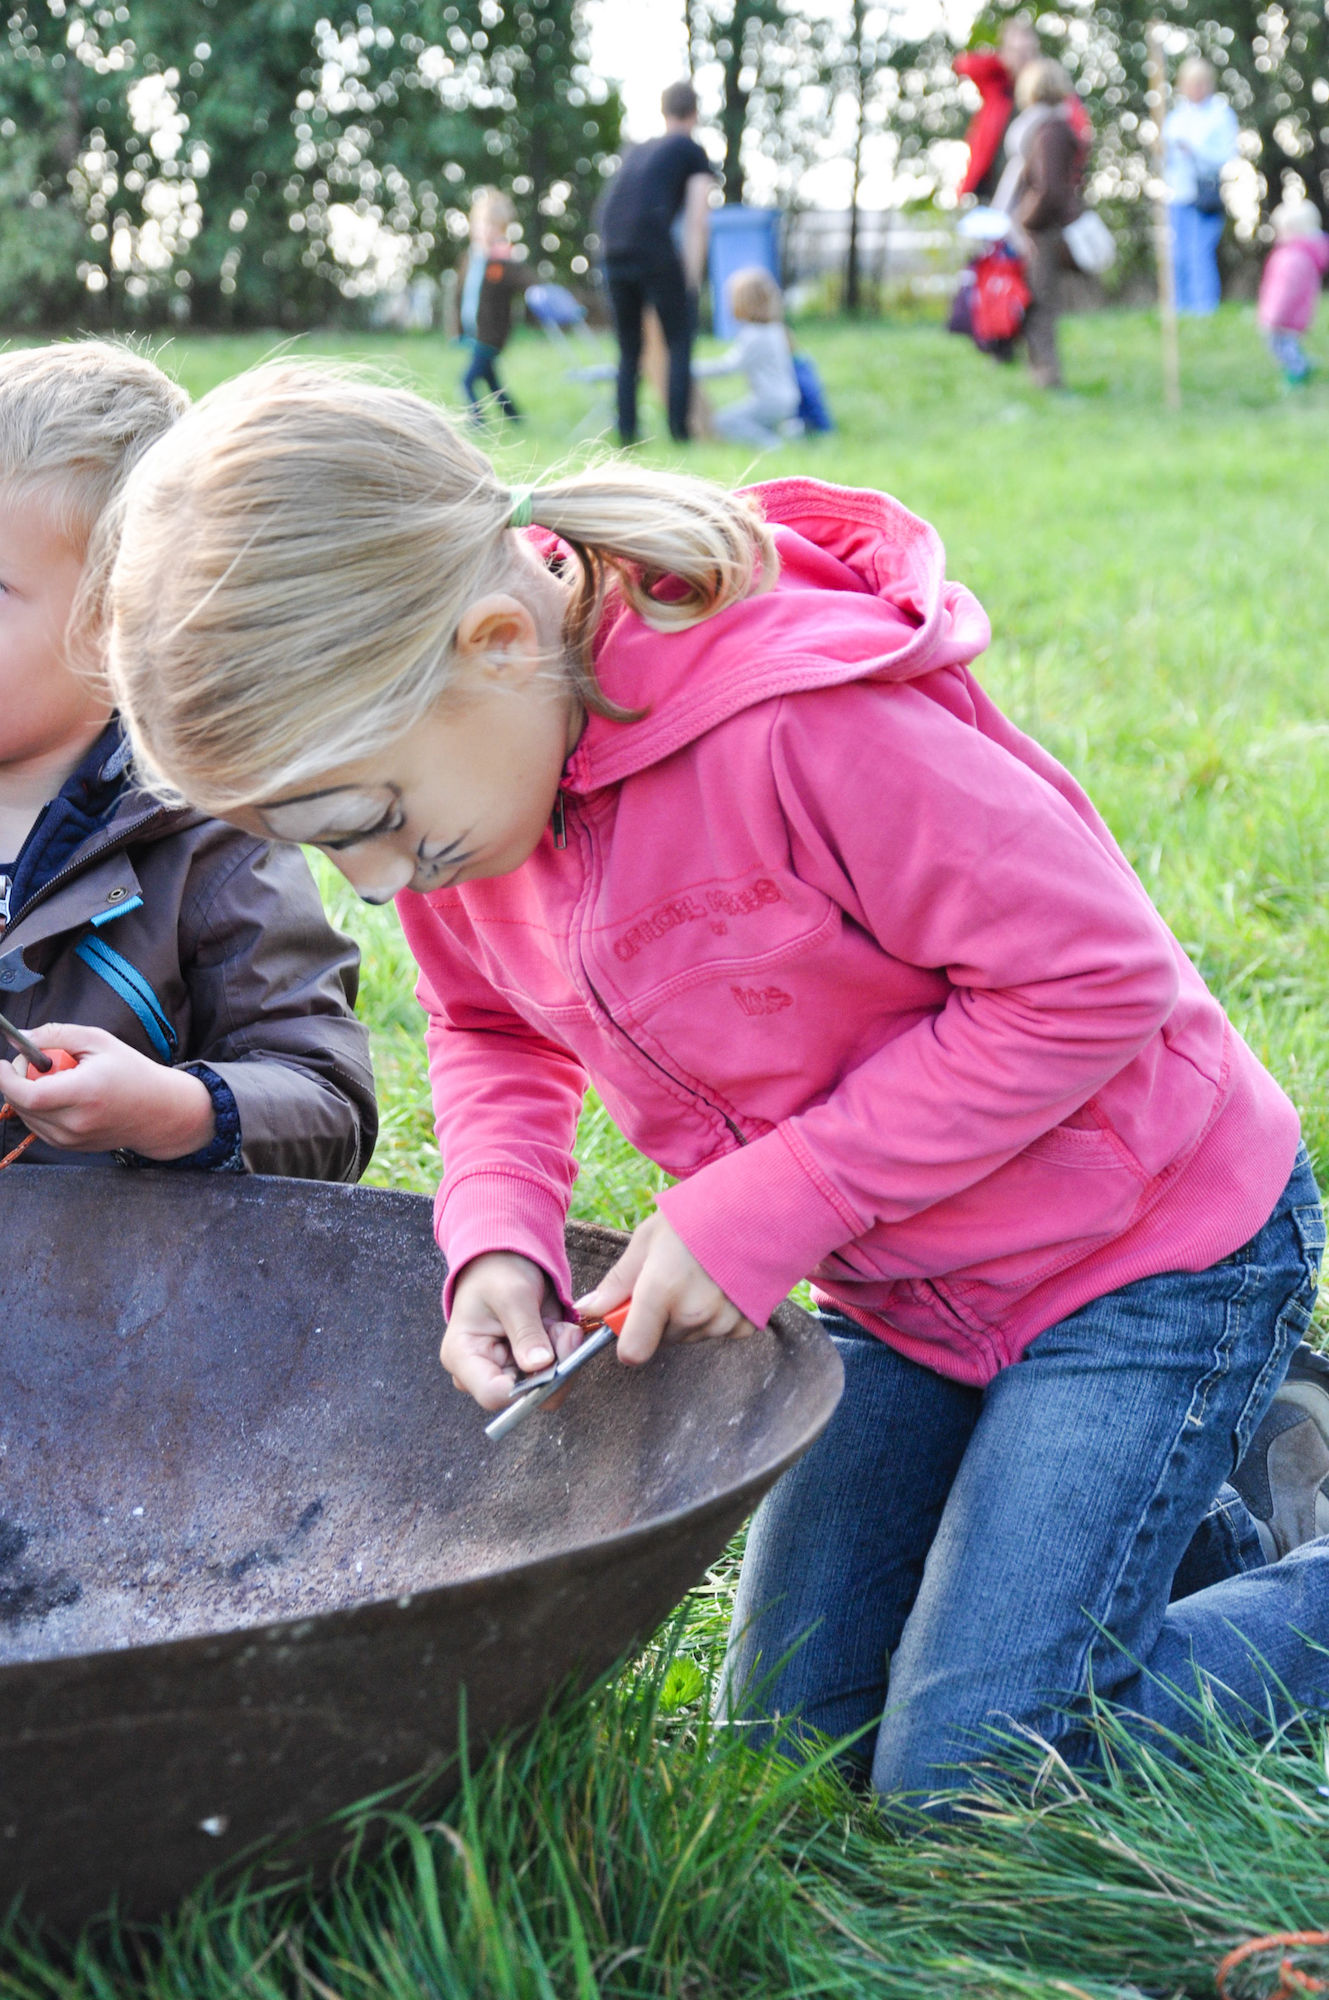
[454,593,541,682]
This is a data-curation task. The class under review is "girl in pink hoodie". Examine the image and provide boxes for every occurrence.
[104,364,1325,1802]
[1258,197,1329,385]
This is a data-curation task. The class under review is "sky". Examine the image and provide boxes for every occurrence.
[583,0,691,144]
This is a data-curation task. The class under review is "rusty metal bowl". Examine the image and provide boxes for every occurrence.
[0,1166,841,1929]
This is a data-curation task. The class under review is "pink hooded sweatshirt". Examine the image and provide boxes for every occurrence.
[1258,233,1329,334]
[398,479,1298,1388]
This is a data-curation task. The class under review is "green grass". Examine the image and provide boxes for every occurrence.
[5,303,1329,1994]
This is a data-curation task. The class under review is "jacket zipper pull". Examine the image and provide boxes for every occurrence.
[551,793,567,850]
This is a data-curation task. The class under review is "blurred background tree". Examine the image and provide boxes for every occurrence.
[820,0,905,311]
[3,0,1323,327]
[0,1,146,326]
[684,0,830,205]
[0,0,620,328]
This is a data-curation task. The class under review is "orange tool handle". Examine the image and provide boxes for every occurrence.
[582,1299,631,1337]
[0,1046,76,1155]
[0,1007,79,1076]
[0,1046,76,1116]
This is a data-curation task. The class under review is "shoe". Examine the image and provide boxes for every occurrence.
[1231,1345,1329,1562]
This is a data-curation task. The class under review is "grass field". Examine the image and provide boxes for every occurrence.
[4,303,1329,1997]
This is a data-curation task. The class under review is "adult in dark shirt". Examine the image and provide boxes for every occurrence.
[599,79,716,444]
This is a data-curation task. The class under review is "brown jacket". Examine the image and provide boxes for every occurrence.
[1017,114,1083,234]
[0,767,377,1179]
[471,254,532,351]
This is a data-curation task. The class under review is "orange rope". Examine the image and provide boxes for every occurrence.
[1216,1932,1329,2000]
[0,1099,34,1169]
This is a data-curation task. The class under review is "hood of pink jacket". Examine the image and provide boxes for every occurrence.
[561,479,993,793]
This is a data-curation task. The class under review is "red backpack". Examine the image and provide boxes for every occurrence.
[970,246,1031,345]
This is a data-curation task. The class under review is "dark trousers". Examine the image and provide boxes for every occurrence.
[1023,229,1064,388]
[462,340,518,420]
[604,256,694,443]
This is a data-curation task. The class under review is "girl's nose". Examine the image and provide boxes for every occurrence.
[332,847,416,905]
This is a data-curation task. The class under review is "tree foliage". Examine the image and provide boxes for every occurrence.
[0,0,621,328]
[820,1,906,310]
[685,0,830,205]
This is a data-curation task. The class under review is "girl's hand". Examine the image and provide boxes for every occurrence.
[441,1251,582,1410]
[577,1212,756,1367]
[0,1024,215,1158]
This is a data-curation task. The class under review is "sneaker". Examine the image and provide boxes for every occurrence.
[1231,1345,1329,1562]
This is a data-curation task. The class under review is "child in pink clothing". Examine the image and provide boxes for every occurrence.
[1258,197,1329,384]
[103,365,1326,1805]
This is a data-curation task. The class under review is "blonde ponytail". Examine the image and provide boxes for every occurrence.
[106,360,777,816]
[520,460,775,727]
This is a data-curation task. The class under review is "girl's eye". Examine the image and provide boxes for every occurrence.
[320,813,404,853]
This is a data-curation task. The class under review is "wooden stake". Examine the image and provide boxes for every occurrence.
[1147,23,1181,410]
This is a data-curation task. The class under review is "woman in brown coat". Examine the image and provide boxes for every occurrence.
[1004,59,1084,388]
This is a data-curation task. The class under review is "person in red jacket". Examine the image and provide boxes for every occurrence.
[954,18,1091,202]
[955,20,1037,201]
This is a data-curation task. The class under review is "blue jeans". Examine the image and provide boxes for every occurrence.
[462,340,518,419]
[1170,202,1226,314]
[722,1148,1325,1798]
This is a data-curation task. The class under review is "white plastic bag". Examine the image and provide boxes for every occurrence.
[956,206,1015,244]
[1063,209,1116,275]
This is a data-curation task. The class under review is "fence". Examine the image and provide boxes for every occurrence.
[781,208,965,303]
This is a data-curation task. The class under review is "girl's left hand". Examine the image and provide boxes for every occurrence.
[577,1212,756,1367]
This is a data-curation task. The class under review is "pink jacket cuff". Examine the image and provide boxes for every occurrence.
[657,1128,861,1327]
[437,1170,574,1319]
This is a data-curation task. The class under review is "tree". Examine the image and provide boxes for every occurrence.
[821,0,905,311]
[128,0,345,327]
[0,2,159,326]
[685,0,830,205]
[388,0,622,290]
[0,0,621,328]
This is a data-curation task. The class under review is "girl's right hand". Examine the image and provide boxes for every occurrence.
[440,1251,582,1410]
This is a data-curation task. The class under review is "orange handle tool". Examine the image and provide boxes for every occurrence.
[583,1299,631,1338]
[0,1009,76,1077]
[484,1296,632,1442]
[0,1012,77,1165]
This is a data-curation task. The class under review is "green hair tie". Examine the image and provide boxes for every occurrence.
[508,485,537,528]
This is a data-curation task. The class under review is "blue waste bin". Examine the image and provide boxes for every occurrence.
[708,206,781,337]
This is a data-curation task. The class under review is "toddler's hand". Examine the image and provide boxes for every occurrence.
[577,1212,755,1367]
[0,1024,215,1159]
[441,1251,582,1411]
